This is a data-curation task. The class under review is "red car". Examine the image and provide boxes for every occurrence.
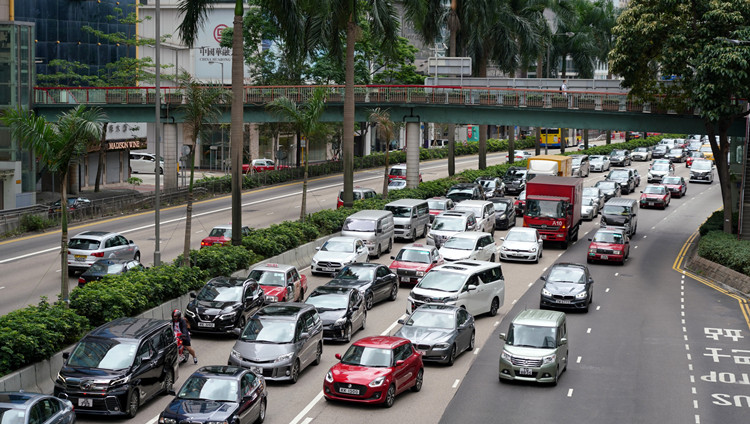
[324,336,424,407]
[388,164,422,183]
[639,184,671,209]
[200,224,251,248]
[588,228,630,264]
[389,243,443,285]
[426,197,455,223]
[661,176,687,198]
[686,151,705,167]
[337,187,378,209]
[247,263,308,303]
[514,190,527,215]
[242,158,290,174]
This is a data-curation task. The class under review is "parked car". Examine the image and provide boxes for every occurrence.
[499,227,543,263]
[48,197,92,215]
[305,286,366,342]
[337,186,378,209]
[311,236,369,276]
[326,263,398,310]
[394,304,475,365]
[539,263,594,312]
[389,243,443,285]
[67,231,140,275]
[78,258,144,287]
[588,227,630,264]
[427,197,455,223]
[387,180,407,192]
[185,277,266,334]
[201,224,252,248]
[248,263,308,303]
[475,176,505,198]
[323,336,424,407]
[439,231,497,262]
[0,392,75,424]
[130,151,165,174]
[158,366,267,424]
[488,197,516,230]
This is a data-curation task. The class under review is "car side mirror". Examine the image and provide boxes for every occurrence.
[129,240,135,244]
[559,337,568,346]
[189,292,197,299]
[335,353,342,360]
[433,258,439,263]
[232,328,242,337]
[376,229,383,234]
[390,256,395,260]
[589,278,594,284]
[395,360,405,367]
[167,389,177,396]
[499,333,506,341]
[300,332,310,340]
[397,319,405,324]
[539,275,546,281]
[62,352,70,361]
[467,284,478,291]
[315,246,321,251]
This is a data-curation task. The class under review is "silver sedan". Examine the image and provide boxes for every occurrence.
[394,304,475,365]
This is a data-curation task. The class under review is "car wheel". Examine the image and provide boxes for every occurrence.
[290,359,300,384]
[423,225,428,238]
[411,368,424,392]
[387,238,393,253]
[489,297,500,317]
[236,316,246,334]
[256,398,267,423]
[534,252,540,264]
[162,369,174,394]
[389,283,398,301]
[134,251,141,262]
[313,342,322,366]
[365,292,374,310]
[447,344,457,366]
[344,323,352,343]
[383,385,396,408]
[551,367,559,386]
[409,228,416,241]
[361,312,367,331]
[468,331,476,351]
[126,390,139,418]
[375,245,382,258]
[490,254,496,262]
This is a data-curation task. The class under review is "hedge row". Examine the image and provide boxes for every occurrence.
[698,231,750,276]
[0,133,665,377]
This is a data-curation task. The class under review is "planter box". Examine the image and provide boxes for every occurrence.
[578,99,596,110]
[146,92,157,104]
[501,95,519,106]
[551,97,568,108]
[627,103,644,112]
[166,93,183,105]
[106,92,124,104]
[126,92,143,104]
[525,96,543,107]
[480,94,497,105]
[354,93,367,102]
[602,101,620,111]
[327,94,343,103]
[448,93,464,104]
[409,94,427,103]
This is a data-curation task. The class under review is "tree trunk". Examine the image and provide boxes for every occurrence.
[60,172,70,306]
[182,146,196,267]
[230,10,244,246]
[382,129,390,199]
[447,9,459,177]
[606,130,611,145]
[708,122,734,233]
[342,19,356,207]
[301,137,308,221]
[535,127,541,156]
[560,129,566,154]
[508,127,515,165]
[95,122,108,192]
[478,125,487,170]
[583,129,589,150]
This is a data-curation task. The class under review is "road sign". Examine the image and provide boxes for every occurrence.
[427,57,472,77]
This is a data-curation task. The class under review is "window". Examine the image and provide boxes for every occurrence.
[464,275,480,291]
[393,344,412,363]
[377,266,389,278]
[303,311,316,331]
[160,327,175,348]
[417,203,429,217]
[241,372,257,396]
[137,339,155,362]
[456,309,468,327]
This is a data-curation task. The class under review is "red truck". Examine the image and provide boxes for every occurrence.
[523,176,583,249]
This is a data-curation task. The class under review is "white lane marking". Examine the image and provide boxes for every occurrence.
[681,297,684,303]
[685,344,690,351]
[528,282,533,287]
[689,364,693,371]
[452,379,460,389]
[681,291,684,296]
[381,318,404,336]
[567,388,574,397]
[494,321,500,327]
[301,418,313,424]
[695,414,700,424]
[681,304,685,310]
[195,229,204,233]
[691,387,696,394]
[606,288,610,293]
[614,273,619,277]
[542,267,548,272]
[596,306,601,311]
[643,235,647,238]
[266,212,275,215]
[681,311,685,317]
[146,416,158,424]
[0,286,4,290]
[693,400,699,409]
[687,353,692,360]
[684,335,689,341]
[512,299,518,305]
[634,245,638,249]
[587,328,591,334]
[682,319,686,324]
[690,375,695,383]
[289,391,324,424]
[577,356,582,363]
[474,348,481,355]
[682,327,687,332]
[0,246,58,264]
[557,252,563,257]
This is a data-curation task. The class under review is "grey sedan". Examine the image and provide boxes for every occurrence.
[0,392,75,424]
[394,304,475,365]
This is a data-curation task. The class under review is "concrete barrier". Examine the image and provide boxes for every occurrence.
[35,359,54,394]
[0,370,21,391]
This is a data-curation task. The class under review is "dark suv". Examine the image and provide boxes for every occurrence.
[185,277,266,335]
[446,183,485,203]
[55,317,178,418]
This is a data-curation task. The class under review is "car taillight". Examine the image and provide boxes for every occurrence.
[78,277,85,284]
[201,241,210,247]
[91,252,104,257]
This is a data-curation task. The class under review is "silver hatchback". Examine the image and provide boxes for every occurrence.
[67,231,140,275]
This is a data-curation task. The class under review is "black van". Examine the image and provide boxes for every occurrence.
[54,317,178,418]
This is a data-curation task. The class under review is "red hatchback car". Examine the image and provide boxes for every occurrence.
[588,228,630,264]
[389,243,443,285]
[200,224,251,248]
[640,184,671,209]
[324,336,424,407]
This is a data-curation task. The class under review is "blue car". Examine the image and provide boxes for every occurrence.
[0,392,75,424]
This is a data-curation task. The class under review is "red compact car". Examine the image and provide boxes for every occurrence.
[514,190,527,215]
[388,164,422,183]
[640,184,671,209]
[324,336,424,407]
[686,152,705,168]
[389,244,443,285]
[247,263,308,303]
[427,197,454,223]
[200,224,251,248]
[661,176,687,198]
[242,158,291,174]
[588,228,629,264]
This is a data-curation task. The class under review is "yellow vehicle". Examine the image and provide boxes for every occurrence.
[527,155,573,178]
[699,144,715,161]
[540,128,580,149]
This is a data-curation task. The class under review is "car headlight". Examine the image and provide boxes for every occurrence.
[266,295,278,302]
[184,309,196,317]
[369,376,386,387]
[501,350,512,362]
[647,173,653,179]
[416,271,425,277]
[311,258,318,266]
[231,349,241,359]
[588,248,596,254]
[404,224,411,229]
[56,372,66,385]
[334,317,347,326]
[498,213,506,219]
[575,291,588,299]
[444,294,459,303]
[542,288,552,297]
[426,234,433,240]
[206,421,229,424]
[433,343,450,350]
[219,310,237,320]
[159,417,177,424]
[530,247,537,252]
[543,353,557,364]
[613,250,622,255]
[365,241,375,246]
[325,370,334,383]
[275,352,294,363]
[110,375,130,387]
[500,245,508,251]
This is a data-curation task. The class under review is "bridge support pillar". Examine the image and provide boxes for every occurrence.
[163,123,178,190]
[406,121,420,189]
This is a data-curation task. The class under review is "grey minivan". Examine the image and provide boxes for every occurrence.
[384,199,430,241]
[341,210,395,258]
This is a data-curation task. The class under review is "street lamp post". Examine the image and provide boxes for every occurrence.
[209,61,225,85]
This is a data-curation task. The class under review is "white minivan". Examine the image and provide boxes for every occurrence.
[407,260,505,317]
[129,152,165,174]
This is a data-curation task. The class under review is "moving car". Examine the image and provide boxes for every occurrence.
[427,197,455,223]
[513,190,527,215]
[594,180,621,201]
[475,176,505,198]
[228,303,323,384]
[305,286,366,342]
[600,198,639,237]
[580,196,600,220]
[589,155,610,172]
[588,227,630,264]
[129,152,165,174]
[426,211,477,248]
[539,263,594,312]
[446,183,485,203]
[201,224,252,248]
[507,150,533,161]
[651,144,669,159]
[666,148,687,163]
[488,197,516,230]
[608,149,631,166]
[605,168,635,194]
[387,180,407,192]
[503,167,527,195]
[439,231,496,262]
[640,184,671,209]
[248,263,308,303]
[662,176,687,198]
[323,336,424,407]
[337,186,377,209]
[389,243,443,285]
[48,197,92,215]
[388,164,422,183]
[498,227,543,263]
[185,277,266,334]
[699,143,715,161]
[582,186,605,210]
[690,159,714,183]
[569,154,590,177]
[453,200,496,233]
[326,263,398,310]
[311,236,369,275]
[0,392,76,424]
[686,151,705,167]
[647,162,674,183]
[630,146,652,161]
[78,258,144,287]
[243,158,290,174]
[158,366,267,424]
[394,304,475,365]
[67,231,140,275]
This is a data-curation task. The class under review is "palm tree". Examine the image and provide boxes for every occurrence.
[177,0,245,246]
[266,88,327,221]
[369,108,396,199]
[0,105,105,305]
[178,76,230,266]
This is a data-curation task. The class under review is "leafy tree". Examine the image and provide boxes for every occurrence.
[0,106,105,304]
[609,0,750,233]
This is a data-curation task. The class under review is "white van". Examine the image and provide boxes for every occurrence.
[129,152,164,174]
[384,199,430,241]
[341,210,395,258]
[407,260,505,317]
[453,200,496,233]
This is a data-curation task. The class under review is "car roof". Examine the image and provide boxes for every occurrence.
[192,365,248,379]
[0,392,49,407]
[211,224,233,230]
[455,200,491,207]
[256,303,313,318]
[207,276,254,287]
[596,227,626,236]
[326,236,359,243]
[488,197,512,203]
[71,231,118,239]
[511,309,566,327]
[251,263,296,273]
[549,262,588,272]
[390,164,407,169]
[350,186,376,193]
[412,303,460,314]
[309,286,355,296]
[87,317,169,340]
[437,211,473,219]
[449,183,480,189]
[347,210,393,220]
[401,243,434,251]
[507,227,537,235]
[448,231,492,240]
[353,336,409,349]
[386,198,426,207]
[432,260,500,274]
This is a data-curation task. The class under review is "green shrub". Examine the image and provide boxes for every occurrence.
[180,245,259,277]
[698,231,750,276]
[699,209,738,236]
[20,214,54,232]
[0,299,89,376]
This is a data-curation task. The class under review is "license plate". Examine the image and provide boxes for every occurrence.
[197,322,215,328]
[556,299,571,304]
[519,367,533,376]
[648,202,654,206]
[401,276,411,282]
[74,255,86,262]
[600,255,608,260]
[78,398,93,407]
[250,366,262,374]
[322,267,335,272]
[338,387,360,395]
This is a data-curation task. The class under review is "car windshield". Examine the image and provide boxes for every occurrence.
[655,145,668,152]
[477,179,496,189]
[492,201,509,212]
[208,228,231,238]
[197,284,243,302]
[88,262,125,274]
[610,150,626,156]
[505,230,536,242]
[67,339,137,370]
[691,152,704,158]
[525,199,565,219]
[389,167,406,176]
[693,161,712,171]
[240,319,295,343]
[342,219,376,232]
[446,188,474,201]
[634,147,648,152]
[442,237,477,250]
[177,376,238,402]
[389,181,406,188]
[608,170,629,179]
[651,164,669,172]
[590,156,604,163]
[428,199,447,210]
[404,310,455,329]
[506,324,557,349]
[454,205,482,217]
[385,205,413,218]
[248,270,286,287]
[0,409,25,424]
[68,238,101,250]
[597,181,616,190]
[394,249,431,264]
[644,186,666,194]
[593,231,624,244]
[320,240,354,252]
[669,149,683,155]
[306,292,348,310]
[700,146,712,153]
[547,266,586,283]
[340,345,392,367]
[583,188,599,197]
[416,271,466,292]
[432,217,465,231]
[582,198,596,206]
[602,205,630,215]
[336,266,374,280]
[662,177,681,184]
[571,157,582,166]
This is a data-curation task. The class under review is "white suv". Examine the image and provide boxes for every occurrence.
[439,232,496,262]
[453,200,496,233]
[129,152,164,174]
[67,231,140,275]
[407,260,505,317]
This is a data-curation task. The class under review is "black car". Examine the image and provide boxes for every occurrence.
[159,366,267,424]
[488,197,516,230]
[305,286,367,342]
[446,183,485,203]
[539,263,594,312]
[666,148,687,163]
[185,277,266,335]
[594,180,622,201]
[474,177,505,198]
[605,169,635,194]
[503,167,527,195]
[48,197,92,215]
[55,317,178,418]
[77,258,144,287]
[608,149,631,166]
[325,263,398,310]
[652,144,669,159]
